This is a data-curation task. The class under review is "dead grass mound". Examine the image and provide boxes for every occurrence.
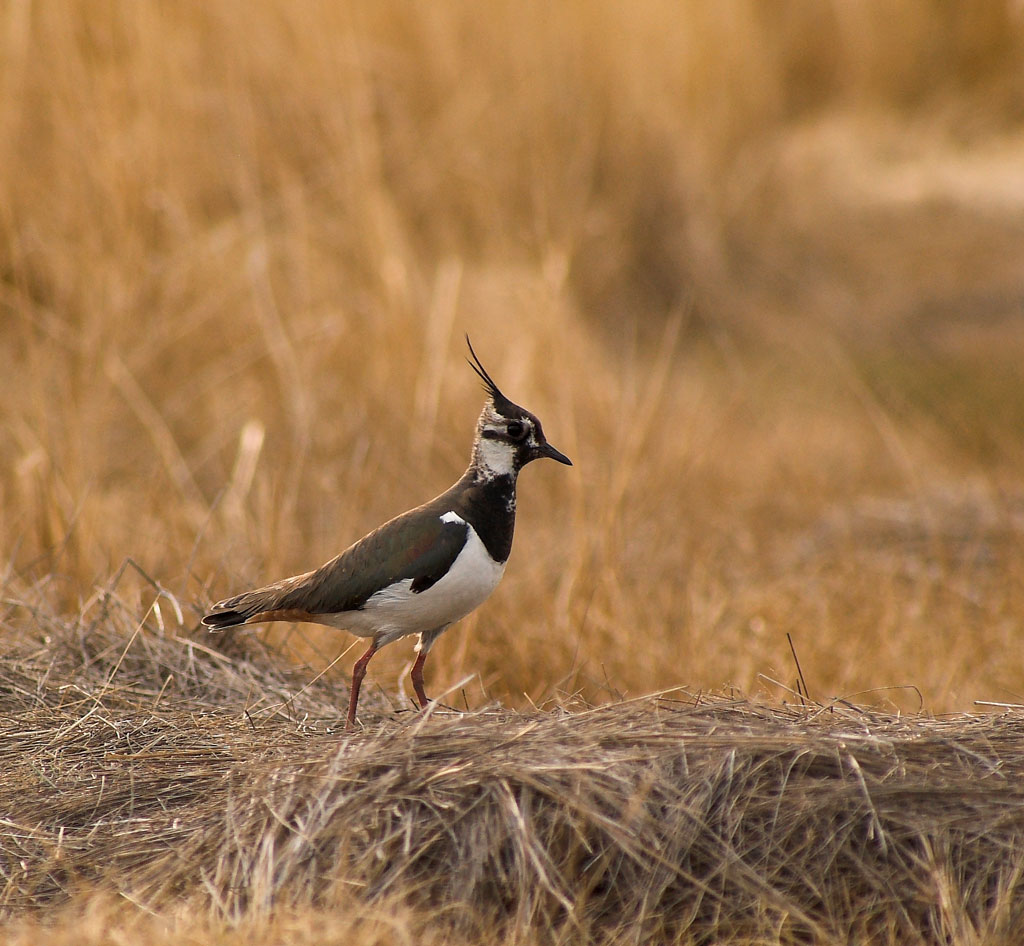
[1,596,1023,945]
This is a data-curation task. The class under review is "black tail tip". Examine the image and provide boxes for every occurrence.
[201,610,245,631]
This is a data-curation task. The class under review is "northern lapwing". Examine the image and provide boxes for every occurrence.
[202,337,572,728]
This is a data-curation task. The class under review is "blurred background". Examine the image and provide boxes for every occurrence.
[1,0,1023,712]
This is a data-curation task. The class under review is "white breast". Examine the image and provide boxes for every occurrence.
[338,515,505,646]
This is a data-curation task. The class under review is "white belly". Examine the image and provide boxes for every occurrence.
[337,522,505,645]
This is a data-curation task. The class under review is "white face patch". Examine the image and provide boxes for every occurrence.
[470,400,544,479]
[475,434,518,477]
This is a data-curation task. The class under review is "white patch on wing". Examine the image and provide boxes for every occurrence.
[334,522,505,646]
[440,511,466,525]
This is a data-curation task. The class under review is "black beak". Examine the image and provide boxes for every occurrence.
[538,441,572,466]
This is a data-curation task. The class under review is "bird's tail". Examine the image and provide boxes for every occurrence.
[201,579,310,630]
[201,607,248,630]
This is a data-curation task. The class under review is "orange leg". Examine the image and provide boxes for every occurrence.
[347,641,378,729]
[410,649,430,710]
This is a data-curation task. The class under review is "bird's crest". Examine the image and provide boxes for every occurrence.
[465,335,515,415]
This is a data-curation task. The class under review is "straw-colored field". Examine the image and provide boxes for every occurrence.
[2,2,1024,942]
[3,617,1024,945]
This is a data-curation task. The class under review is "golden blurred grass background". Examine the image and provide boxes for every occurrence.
[3,0,1024,719]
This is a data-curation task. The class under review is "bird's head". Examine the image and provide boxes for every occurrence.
[466,336,572,477]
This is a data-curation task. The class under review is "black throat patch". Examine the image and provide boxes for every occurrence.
[450,472,517,563]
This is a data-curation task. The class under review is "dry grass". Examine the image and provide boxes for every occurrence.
[3,605,1024,945]
[2,0,1023,713]
[2,1,1024,941]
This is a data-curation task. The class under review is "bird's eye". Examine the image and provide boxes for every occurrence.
[506,421,526,440]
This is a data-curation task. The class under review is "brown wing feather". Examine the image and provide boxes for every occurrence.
[201,508,469,628]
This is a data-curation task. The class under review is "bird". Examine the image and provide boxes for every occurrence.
[202,337,572,728]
